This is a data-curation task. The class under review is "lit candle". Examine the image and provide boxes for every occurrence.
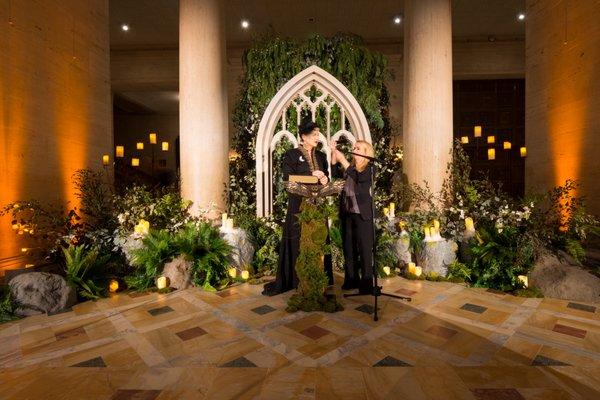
[149,132,157,144]
[407,262,416,275]
[433,220,440,230]
[389,202,395,213]
[465,217,475,231]
[474,126,482,137]
[115,145,124,158]
[383,207,389,217]
[518,275,528,288]
[383,266,391,276]
[228,268,237,278]
[488,148,495,160]
[424,227,431,238]
[157,276,168,289]
[241,270,250,280]
[487,135,495,144]
[414,266,423,277]
[520,147,527,157]
[221,213,228,226]
[460,136,469,144]
[102,154,110,166]
[226,218,234,230]
[21,248,28,253]
[131,158,140,167]
[109,279,119,293]
[136,142,144,150]
[162,141,169,151]
[503,141,512,150]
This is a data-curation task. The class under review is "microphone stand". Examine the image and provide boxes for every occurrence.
[343,151,411,321]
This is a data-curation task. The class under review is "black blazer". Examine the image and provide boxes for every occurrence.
[339,164,374,221]
[283,148,329,214]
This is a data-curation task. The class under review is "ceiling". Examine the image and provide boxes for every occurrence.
[109,0,526,49]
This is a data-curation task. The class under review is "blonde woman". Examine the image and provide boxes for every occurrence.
[330,140,375,294]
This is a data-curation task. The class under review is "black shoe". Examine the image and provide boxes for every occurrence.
[341,281,359,291]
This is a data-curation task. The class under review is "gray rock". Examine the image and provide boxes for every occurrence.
[9,272,76,317]
[394,234,412,266]
[418,239,458,277]
[530,254,600,303]
[162,255,194,289]
[220,227,254,272]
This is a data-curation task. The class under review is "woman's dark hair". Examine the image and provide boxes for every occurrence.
[298,117,319,136]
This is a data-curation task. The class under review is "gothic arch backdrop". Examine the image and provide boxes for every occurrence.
[255,65,372,217]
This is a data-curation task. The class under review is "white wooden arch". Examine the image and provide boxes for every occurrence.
[256,65,372,217]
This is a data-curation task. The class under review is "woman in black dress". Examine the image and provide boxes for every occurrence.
[330,140,375,294]
[262,119,333,296]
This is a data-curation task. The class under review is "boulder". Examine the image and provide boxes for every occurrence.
[530,254,600,303]
[162,255,194,289]
[394,234,412,266]
[9,272,77,317]
[220,227,254,272]
[418,239,458,277]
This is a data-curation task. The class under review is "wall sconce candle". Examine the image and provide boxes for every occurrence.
[136,142,144,150]
[487,148,496,160]
[162,142,169,151]
[115,146,124,157]
[131,158,140,167]
[149,132,157,144]
[520,147,527,157]
[474,126,482,137]
[503,141,512,150]
[102,155,110,165]
[487,136,495,144]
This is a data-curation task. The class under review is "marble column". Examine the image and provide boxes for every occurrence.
[179,0,228,216]
[403,0,453,196]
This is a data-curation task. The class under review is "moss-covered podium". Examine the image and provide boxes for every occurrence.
[284,180,344,313]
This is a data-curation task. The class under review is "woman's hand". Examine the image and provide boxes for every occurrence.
[313,170,328,185]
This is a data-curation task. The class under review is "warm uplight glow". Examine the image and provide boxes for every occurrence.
[162,142,169,151]
[460,136,469,144]
[131,158,140,167]
[520,147,527,157]
[487,136,495,144]
[488,148,496,160]
[102,155,109,165]
[503,141,512,150]
[116,146,124,157]
[149,132,157,144]
[136,142,144,150]
[474,126,482,137]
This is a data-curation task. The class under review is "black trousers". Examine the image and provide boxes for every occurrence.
[341,212,374,291]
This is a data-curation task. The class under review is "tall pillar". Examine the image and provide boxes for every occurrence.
[403,0,453,196]
[180,0,229,216]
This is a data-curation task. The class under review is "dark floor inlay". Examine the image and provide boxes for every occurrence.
[71,356,106,368]
[56,326,87,341]
[471,388,525,400]
[47,307,73,316]
[355,304,375,315]
[461,303,488,314]
[567,302,596,313]
[251,304,276,315]
[373,356,412,367]
[111,389,162,400]
[553,323,587,339]
[219,356,257,368]
[176,326,207,341]
[147,306,174,316]
[426,325,458,340]
[531,355,570,366]
[300,325,330,340]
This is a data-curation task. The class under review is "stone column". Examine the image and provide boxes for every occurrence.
[403,0,453,196]
[179,0,228,216]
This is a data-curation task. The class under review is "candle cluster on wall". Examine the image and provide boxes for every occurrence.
[109,131,170,167]
[459,125,527,161]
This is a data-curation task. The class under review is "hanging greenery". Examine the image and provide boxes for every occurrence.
[228,34,402,221]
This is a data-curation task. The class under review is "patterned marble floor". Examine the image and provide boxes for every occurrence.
[1,275,599,399]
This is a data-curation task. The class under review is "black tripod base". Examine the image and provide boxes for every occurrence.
[343,286,411,321]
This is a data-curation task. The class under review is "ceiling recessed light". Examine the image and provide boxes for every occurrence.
[241,19,249,29]
[517,13,525,21]
[393,16,402,25]
[121,23,129,31]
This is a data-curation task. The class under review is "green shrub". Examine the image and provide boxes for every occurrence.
[447,260,471,282]
[127,230,177,290]
[0,286,18,323]
[63,245,110,300]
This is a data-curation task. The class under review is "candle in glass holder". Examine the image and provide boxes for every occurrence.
[136,142,144,150]
[460,136,469,144]
[503,141,512,150]
[474,125,482,137]
[102,155,109,166]
[115,145,124,158]
[109,279,119,293]
[414,266,423,277]
[518,275,528,288]
[383,266,391,276]
[241,270,250,280]
[407,262,416,275]
[228,268,237,279]
[131,158,140,167]
[157,276,168,289]
[520,147,527,157]
[149,132,157,144]
[162,141,169,151]
[488,148,496,160]
[487,135,495,144]
[465,217,475,232]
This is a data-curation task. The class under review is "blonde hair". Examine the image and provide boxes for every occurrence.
[353,140,374,172]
